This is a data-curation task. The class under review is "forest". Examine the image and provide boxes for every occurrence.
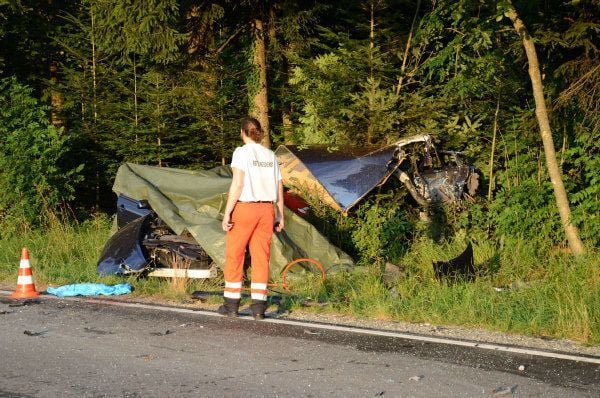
[0,1,598,268]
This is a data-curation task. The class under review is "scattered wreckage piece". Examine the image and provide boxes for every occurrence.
[97,211,151,275]
[143,234,217,279]
[275,134,479,214]
[432,242,476,282]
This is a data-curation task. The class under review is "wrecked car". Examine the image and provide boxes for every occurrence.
[275,134,479,214]
[97,195,217,278]
[96,163,354,278]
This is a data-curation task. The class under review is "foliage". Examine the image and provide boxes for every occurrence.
[288,0,407,146]
[289,50,359,144]
[489,181,562,245]
[288,237,600,344]
[568,139,600,246]
[540,0,600,246]
[94,0,186,64]
[1,0,595,247]
[0,77,82,232]
[351,194,413,264]
[53,0,235,210]
[301,187,414,266]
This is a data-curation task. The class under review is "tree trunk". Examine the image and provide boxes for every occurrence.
[396,0,421,95]
[369,0,374,79]
[281,52,295,144]
[268,0,277,45]
[90,2,99,208]
[156,75,162,167]
[251,17,270,148]
[91,3,98,123]
[49,61,65,130]
[506,8,585,256]
[270,0,294,145]
[282,103,293,144]
[133,54,139,142]
[488,96,499,200]
[366,0,375,145]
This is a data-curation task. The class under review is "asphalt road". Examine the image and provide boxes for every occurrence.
[0,294,598,397]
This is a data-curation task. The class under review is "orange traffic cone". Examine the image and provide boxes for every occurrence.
[11,247,40,299]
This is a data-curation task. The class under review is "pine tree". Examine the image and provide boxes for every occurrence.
[93,0,187,163]
[289,0,405,146]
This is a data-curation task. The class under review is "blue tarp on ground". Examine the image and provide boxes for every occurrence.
[46,283,133,297]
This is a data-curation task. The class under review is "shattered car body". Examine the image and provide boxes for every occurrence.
[275,142,401,212]
[275,134,479,214]
[394,137,480,206]
[96,163,354,279]
[98,195,216,277]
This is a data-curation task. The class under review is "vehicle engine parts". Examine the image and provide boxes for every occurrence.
[97,195,217,278]
[276,134,479,214]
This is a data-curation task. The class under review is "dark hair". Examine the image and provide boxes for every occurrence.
[241,117,262,142]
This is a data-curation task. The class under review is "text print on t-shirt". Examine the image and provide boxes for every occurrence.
[252,160,273,167]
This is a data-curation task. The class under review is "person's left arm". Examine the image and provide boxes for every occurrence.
[275,179,284,232]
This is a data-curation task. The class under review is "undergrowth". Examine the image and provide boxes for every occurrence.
[0,210,598,345]
[289,237,600,345]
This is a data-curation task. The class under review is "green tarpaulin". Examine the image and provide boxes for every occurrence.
[112,163,354,281]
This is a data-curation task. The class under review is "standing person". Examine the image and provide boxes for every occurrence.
[220,117,284,319]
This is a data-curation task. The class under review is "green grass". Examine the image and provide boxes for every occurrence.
[0,214,115,286]
[1,215,598,345]
[0,213,221,301]
[290,237,600,345]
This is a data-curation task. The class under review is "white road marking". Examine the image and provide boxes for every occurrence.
[2,290,599,365]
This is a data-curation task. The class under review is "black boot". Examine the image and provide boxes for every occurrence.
[217,298,240,317]
[250,299,267,320]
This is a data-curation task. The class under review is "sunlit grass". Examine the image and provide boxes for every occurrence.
[0,213,114,287]
[290,238,600,345]
[1,215,598,345]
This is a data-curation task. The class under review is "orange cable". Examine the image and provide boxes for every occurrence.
[239,258,326,293]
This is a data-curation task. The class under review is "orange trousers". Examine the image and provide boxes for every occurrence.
[223,202,274,301]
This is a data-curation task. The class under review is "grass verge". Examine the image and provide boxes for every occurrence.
[0,216,598,345]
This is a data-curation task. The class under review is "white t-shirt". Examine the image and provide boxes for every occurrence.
[231,142,282,202]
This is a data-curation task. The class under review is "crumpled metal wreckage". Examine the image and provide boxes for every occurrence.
[97,135,479,279]
[97,196,214,276]
[275,134,479,215]
[96,163,354,278]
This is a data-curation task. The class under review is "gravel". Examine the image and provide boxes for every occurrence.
[2,283,598,358]
[123,294,600,358]
[277,308,600,357]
